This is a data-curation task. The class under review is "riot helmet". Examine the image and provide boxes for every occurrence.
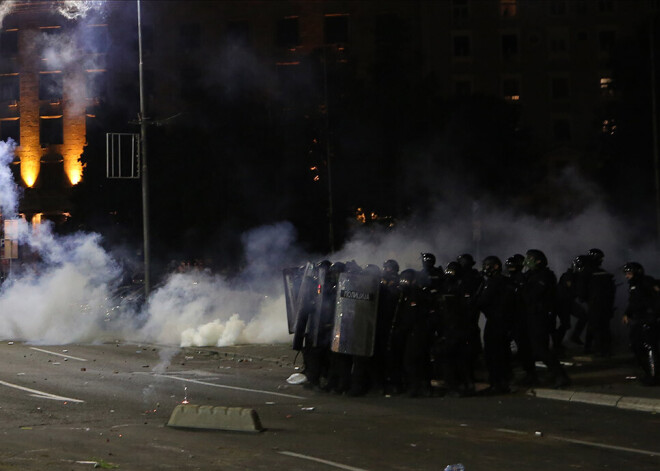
[316,259,332,270]
[623,261,644,280]
[345,260,362,273]
[421,253,436,270]
[399,268,417,288]
[572,255,590,273]
[457,253,476,269]
[482,256,502,277]
[588,248,604,267]
[505,254,524,273]
[383,259,400,274]
[524,249,548,270]
[445,261,461,277]
[329,261,346,275]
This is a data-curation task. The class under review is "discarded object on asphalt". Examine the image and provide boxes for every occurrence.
[286,373,307,384]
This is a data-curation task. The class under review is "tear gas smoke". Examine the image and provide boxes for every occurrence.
[0,140,18,217]
[55,0,106,21]
[0,1,15,29]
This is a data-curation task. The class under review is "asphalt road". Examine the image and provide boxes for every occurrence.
[0,341,659,471]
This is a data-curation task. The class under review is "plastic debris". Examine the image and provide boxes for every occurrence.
[286,373,307,385]
[444,464,465,471]
[535,431,543,437]
[301,407,315,412]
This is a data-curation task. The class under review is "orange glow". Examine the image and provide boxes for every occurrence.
[65,160,83,185]
[21,160,39,187]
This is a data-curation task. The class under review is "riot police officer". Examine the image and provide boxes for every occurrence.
[622,262,660,386]
[584,249,615,356]
[475,256,514,394]
[521,249,571,388]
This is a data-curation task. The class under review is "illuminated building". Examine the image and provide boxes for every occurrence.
[0,0,658,227]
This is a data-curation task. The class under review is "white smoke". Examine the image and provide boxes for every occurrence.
[0,139,18,217]
[0,0,16,29]
[55,0,106,20]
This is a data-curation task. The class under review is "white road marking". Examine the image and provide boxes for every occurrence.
[0,379,84,403]
[278,451,370,471]
[29,347,88,362]
[149,373,306,399]
[493,427,660,457]
[549,435,660,457]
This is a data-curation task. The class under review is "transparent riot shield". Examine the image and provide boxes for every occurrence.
[282,266,304,334]
[331,272,380,357]
[292,262,316,350]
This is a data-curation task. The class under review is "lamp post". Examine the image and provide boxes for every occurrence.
[137,0,151,297]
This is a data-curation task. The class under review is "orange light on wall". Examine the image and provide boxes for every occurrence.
[21,159,39,187]
[64,159,83,185]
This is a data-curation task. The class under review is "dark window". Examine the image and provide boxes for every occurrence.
[180,23,201,50]
[599,0,614,13]
[375,13,402,45]
[553,118,571,141]
[39,73,62,100]
[324,15,349,44]
[0,75,19,101]
[40,117,63,146]
[502,77,520,101]
[551,77,569,99]
[0,119,19,145]
[0,30,18,56]
[550,0,567,15]
[276,17,299,48]
[453,35,471,57]
[83,25,108,53]
[85,71,106,99]
[502,34,518,58]
[226,20,250,45]
[500,0,517,17]
[599,30,616,53]
[452,0,469,20]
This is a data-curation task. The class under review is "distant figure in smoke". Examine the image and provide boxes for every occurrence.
[584,248,615,357]
[566,255,590,347]
[456,253,483,374]
[521,249,571,388]
[622,262,660,386]
[554,260,578,357]
[418,253,443,381]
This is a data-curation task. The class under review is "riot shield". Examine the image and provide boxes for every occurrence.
[282,266,304,334]
[331,272,380,357]
[292,262,316,350]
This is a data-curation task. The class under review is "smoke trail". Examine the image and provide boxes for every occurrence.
[0,1,16,29]
[55,0,106,20]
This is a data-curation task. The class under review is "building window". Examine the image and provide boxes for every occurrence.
[39,72,63,101]
[452,34,471,58]
[276,17,299,49]
[85,70,106,100]
[0,119,19,145]
[549,28,569,56]
[226,20,250,45]
[83,25,108,53]
[550,0,567,15]
[0,74,19,102]
[599,30,616,54]
[551,76,570,100]
[40,116,63,146]
[501,33,518,60]
[600,76,614,97]
[375,13,403,46]
[452,0,469,20]
[324,14,349,44]
[0,30,18,56]
[502,76,521,101]
[500,0,517,17]
[180,23,201,50]
[598,0,614,13]
[553,118,571,141]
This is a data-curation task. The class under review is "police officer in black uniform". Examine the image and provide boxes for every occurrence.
[622,262,660,386]
[584,249,616,356]
[476,256,514,394]
[521,249,571,388]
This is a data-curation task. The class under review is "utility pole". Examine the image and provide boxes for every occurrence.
[137,0,151,297]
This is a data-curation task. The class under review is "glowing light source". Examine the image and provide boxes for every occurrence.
[21,161,39,188]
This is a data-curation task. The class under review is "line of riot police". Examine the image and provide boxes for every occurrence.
[283,248,659,397]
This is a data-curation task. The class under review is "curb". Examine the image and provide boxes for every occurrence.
[529,388,660,413]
